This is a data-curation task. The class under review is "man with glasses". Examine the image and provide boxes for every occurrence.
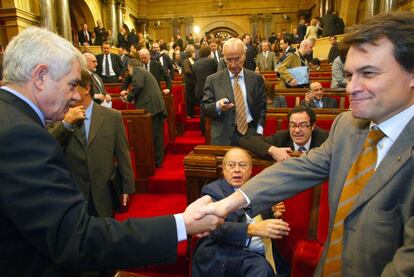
[240,106,328,161]
[201,38,266,145]
[192,147,290,277]
[300,81,338,108]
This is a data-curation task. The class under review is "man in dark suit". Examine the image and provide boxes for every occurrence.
[240,106,329,161]
[242,34,257,71]
[139,48,172,93]
[49,70,135,217]
[192,147,290,277]
[121,59,167,167]
[300,82,338,108]
[209,39,223,63]
[118,26,129,49]
[201,38,266,146]
[96,41,123,83]
[94,20,106,46]
[0,27,221,276]
[152,41,175,81]
[199,12,414,277]
[84,53,111,105]
[78,23,92,46]
[320,10,341,37]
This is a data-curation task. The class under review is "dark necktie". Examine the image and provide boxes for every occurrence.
[214,51,219,62]
[145,63,148,70]
[298,146,307,152]
[79,122,87,145]
[105,55,110,77]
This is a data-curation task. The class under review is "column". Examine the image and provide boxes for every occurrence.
[380,0,396,13]
[40,0,56,32]
[107,0,118,45]
[325,0,334,12]
[170,18,182,36]
[183,17,193,38]
[56,0,71,41]
[249,15,258,38]
[116,1,124,31]
[263,14,272,38]
[320,0,326,16]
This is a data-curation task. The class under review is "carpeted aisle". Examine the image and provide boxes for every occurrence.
[115,117,204,277]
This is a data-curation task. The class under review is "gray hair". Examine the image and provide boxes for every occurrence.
[138,48,150,57]
[3,27,86,85]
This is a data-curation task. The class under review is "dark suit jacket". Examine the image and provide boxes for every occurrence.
[240,111,414,276]
[0,89,177,275]
[96,53,123,78]
[124,67,167,117]
[94,27,106,46]
[78,30,92,45]
[192,179,289,277]
[118,33,129,49]
[300,97,338,108]
[244,43,257,71]
[49,103,135,217]
[201,69,266,145]
[148,60,172,90]
[192,56,218,99]
[240,128,329,158]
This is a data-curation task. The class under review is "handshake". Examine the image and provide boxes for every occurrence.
[182,191,246,236]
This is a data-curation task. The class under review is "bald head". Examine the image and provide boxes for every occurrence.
[223,38,245,75]
[139,48,150,65]
[299,39,313,56]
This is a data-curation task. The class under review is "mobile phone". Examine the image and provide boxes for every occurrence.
[223,99,231,104]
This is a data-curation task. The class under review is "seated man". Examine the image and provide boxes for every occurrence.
[240,106,329,162]
[300,81,338,108]
[192,147,290,277]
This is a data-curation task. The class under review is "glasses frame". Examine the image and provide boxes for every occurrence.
[288,122,312,130]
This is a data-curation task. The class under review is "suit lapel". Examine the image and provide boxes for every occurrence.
[244,71,254,111]
[87,103,105,146]
[349,117,414,215]
[221,71,234,103]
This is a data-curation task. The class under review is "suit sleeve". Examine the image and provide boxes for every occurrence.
[114,111,135,194]
[239,134,273,158]
[160,63,172,90]
[381,216,414,276]
[48,121,73,148]
[201,183,249,247]
[200,75,220,118]
[278,54,296,84]
[255,74,267,128]
[0,124,177,271]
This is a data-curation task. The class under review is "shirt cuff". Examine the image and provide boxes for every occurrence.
[62,120,74,131]
[256,124,263,135]
[215,101,222,115]
[174,214,187,242]
[236,189,251,208]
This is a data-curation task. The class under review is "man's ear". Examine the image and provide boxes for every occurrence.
[32,64,48,90]
[311,123,316,131]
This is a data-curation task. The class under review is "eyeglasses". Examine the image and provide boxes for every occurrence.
[224,161,250,170]
[289,122,311,130]
[224,56,243,64]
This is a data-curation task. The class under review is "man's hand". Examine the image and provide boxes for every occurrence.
[305,91,314,102]
[162,89,170,95]
[122,193,129,207]
[267,146,292,162]
[63,106,85,125]
[247,219,290,239]
[120,90,129,102]
[94,93,106,101]
[105,94,112,102]
[183,195,224,236]
[218,98,234,112]
[272,202,286,219]
[289,78,298,87]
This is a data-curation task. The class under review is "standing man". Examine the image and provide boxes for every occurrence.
[0,27,221,276]
[209,39,222,63]
[139,48,171,93]
[94,20,106,46]
[242,34,257,71]
[255,41,276,72]
[327,35,339,64]
[121,59,167,168]
[152,41,175,81]
[96,41,122,83]
[240,107,329,162]
[300,82,338,108]
[83,53,111,104]
[202,12,414,277]
[49,70,135,217]
[78,23,91,46]
[201,38,266,146]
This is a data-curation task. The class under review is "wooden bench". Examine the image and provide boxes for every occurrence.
[121,110,155,192]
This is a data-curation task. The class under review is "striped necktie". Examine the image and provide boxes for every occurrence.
[322,128,385,276]
[233,75,248,135]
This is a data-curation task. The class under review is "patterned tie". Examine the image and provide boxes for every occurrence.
[298,146,307,152]
[105,54,110,77]
[254,214,277,274]
[92,73,104,95]
[322,128,385,276]
[233,75,248,135]
[79,121,87,145]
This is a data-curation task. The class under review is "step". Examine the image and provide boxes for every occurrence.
[148,154,186,194]
[167,131,205,155]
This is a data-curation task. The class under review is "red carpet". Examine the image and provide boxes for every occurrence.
[115,117,204,277]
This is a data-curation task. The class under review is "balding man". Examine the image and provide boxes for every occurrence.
[277,39,313,88]
[139,48,171,93]
[151,41,175,81]
[255,41,276,71]
[83,53,111,105]
[201,38,266,145]
[300,82,338,108]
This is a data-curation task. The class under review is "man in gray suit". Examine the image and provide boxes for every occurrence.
[300,82,338,108]
[49,70,135,217]
[201,38,266,146]
[255,41,276,72]
[121,59,167,168]
[200,12,414,276]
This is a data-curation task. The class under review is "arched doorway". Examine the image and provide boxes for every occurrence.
[208,27,238,40]
[69,0,95,45]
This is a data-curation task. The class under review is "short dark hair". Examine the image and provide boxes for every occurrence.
[127,58,141,68]
[283,33,294,45]
[199,45,211,58]
[288,106,316,126]
[343,11,414,72]
[79,70,93,89]
[310,58,321,66]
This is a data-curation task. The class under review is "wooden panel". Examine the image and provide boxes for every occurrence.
[163,93,176,142]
